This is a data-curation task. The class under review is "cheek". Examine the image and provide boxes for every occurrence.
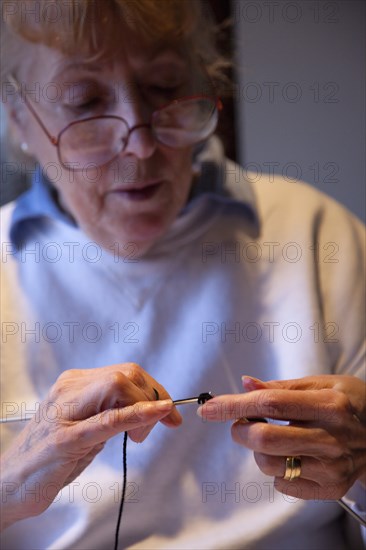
[167,149,194,196]
[51,170,104,222]
[23,111,58,164]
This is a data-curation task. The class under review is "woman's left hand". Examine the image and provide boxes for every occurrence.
[198,375,366,500]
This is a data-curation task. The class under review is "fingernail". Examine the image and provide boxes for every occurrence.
[241,376,266,392]
[154,399,173,411]
[236,415,267,424]
[236,417,249,424]
[196,406,213,419]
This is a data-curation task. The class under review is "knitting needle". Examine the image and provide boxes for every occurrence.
[172,392,268,423]
[0,393,215,422]
[173,392,215,406]
[0,416,31,423]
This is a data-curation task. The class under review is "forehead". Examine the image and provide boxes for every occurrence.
[20,25,190,84]
[20,41,189,88]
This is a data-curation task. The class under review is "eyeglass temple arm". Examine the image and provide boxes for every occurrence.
[7,74,58,146]
[196,56,223,112]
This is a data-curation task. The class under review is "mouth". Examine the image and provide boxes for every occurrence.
[108,181,163,202]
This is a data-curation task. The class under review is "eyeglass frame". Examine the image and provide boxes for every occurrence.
[7,74,223,171]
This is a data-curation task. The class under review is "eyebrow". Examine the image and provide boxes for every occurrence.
[50,47,189,88]
[145,46,189,69]
[52,63,103,81]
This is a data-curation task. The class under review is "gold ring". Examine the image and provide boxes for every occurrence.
[283,456,301,481]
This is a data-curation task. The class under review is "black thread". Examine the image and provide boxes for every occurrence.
[114,432,128,550]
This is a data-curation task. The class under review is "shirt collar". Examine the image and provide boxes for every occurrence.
[9,165,75,249]
[182,137,260,236]
[9,137,259,250]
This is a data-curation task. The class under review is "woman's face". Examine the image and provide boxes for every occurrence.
[15,31,197,257]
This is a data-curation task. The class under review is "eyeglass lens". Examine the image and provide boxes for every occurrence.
[58,97,218,167]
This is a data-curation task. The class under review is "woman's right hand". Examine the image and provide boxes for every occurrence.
[0,363,181,530]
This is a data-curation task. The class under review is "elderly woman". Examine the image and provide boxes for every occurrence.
[0,1,365,549]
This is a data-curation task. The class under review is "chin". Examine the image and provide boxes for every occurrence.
[120,211,175,241]
[108,235,160,260]
[89,218,170,259]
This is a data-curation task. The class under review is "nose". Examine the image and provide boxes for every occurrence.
[123,122,157,159]
[117,87,157,159]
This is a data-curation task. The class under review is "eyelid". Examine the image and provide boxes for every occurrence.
[147,54,188,73]
[148,84,181,93]
[148,83,184,95]
[147,72,187,86]
[61,80,111,103]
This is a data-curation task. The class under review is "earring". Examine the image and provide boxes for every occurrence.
[21,142,28,152]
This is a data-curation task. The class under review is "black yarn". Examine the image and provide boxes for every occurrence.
[114,432,128,550]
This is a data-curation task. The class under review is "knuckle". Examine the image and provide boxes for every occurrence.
[57,369,82,382]
[320,458,348,483]
[324,390,351,422]
[109,405,139,430]
[336,454,355,481]
[328,439,349,460]
[104,372,129,397]
[333,391,351,414]
[250,424,274,450]
[125,363,147,390]
[102,408,121,430]
[260,393,283,416]
[48,379,67,401]
[50,370,83,400]
[231,422,244,444]
[254,453,273,475]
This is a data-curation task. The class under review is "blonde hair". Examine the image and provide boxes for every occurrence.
[0,0,231,187]
[1,0,229,89]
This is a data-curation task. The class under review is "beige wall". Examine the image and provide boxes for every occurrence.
[233,0,365,222]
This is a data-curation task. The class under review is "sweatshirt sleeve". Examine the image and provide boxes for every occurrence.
[313,194,365,379]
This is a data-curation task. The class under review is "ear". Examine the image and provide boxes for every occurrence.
[2,90,30,149]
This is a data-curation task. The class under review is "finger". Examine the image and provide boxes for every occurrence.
[197,388,354,423]
[49,370,154,420]
[129,404,183,442]
[53,366,182,427]
[242,375,342,392]
[254,451,362,500]
[290,418,366,449]
[147,382,182,428]
[67,364,173,405]
[119,363,163,401]
[118,364,182,427]
[253,451,364,486]
[273,476,350,501]
[59,363,168,407]
[230,421,341,457]
[254,452,316,481]
[70,399,175,446]
[242,374,366,395]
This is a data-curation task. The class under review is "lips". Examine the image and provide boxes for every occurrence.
[108,181,163,202]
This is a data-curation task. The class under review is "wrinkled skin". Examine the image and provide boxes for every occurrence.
[0,363,182,530]
[198,375,366,500]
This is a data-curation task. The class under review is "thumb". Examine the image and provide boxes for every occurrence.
[72,399,174,447]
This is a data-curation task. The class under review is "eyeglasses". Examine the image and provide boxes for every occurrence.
[8,75,222,170]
